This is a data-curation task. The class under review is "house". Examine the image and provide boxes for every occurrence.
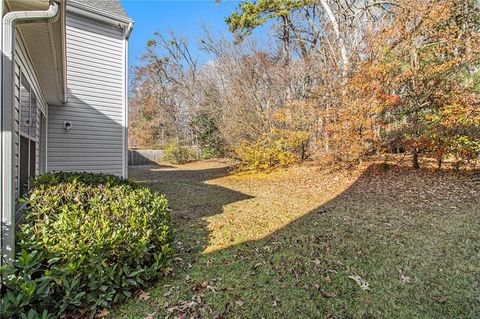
[1,0,132,261]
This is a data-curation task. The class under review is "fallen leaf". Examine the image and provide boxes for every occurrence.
[362,296,372,304]
[96,309,109,318]
[235,300,244,307]
[207,284,217,292]
[138,290,150,301]
[144,313,156,319]
[399,270,412,284]
[167,298,201,314]
[251,262,262,269]
[435,296,448,304]
[272,299,278,307]
[348,275,371,291]
[163,287,174,297]
[321,291,337,298]
[193,280,217,292]
[163,267,174,275]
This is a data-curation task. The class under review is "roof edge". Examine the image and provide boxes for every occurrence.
[68,0,133,25]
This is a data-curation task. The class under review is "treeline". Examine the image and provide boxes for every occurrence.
[129,0,480,170]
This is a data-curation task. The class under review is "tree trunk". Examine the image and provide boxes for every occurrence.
[412,149,420,169]
[437,156,443,169]
[281,15,290,65]
[319,0,348,71]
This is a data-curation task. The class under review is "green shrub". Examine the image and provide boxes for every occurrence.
[191,111,226,159]
[199,147,223,160]
[1,172,173,318]
[162,140,197,164]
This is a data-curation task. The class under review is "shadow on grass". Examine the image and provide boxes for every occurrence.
[121,163,480,318]
[129,163,255,261]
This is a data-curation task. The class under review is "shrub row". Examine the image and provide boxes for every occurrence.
[1,172,173,318]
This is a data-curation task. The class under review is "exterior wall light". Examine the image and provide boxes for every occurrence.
[64,121,72,130]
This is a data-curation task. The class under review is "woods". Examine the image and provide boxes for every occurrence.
[129,0,480,170]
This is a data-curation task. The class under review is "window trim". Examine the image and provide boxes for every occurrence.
[17,70,45,201]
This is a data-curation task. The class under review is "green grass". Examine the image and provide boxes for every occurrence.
[112,161,480,318]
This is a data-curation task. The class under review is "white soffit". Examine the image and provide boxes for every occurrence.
[7,0,52,11]
[13,1,67,104]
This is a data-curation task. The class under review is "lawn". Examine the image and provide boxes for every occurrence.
[113,160,480,318]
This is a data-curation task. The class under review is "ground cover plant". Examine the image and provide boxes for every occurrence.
[1,172,173,318]
[114,159,480,318]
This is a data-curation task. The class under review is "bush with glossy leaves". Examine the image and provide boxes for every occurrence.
[1,172,173,318]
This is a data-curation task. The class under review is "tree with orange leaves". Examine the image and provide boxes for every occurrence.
[350,0,480,168]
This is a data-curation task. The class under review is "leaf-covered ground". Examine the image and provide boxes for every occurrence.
[113,160,480,318]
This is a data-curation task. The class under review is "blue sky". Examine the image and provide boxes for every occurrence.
[122,0,272,69]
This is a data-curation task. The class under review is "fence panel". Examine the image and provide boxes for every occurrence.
[128,149,164,166]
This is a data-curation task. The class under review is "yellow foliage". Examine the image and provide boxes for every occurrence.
[235,129,309,171]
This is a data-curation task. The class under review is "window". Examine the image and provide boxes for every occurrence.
[39,113,47,173]
[18,73,44,198]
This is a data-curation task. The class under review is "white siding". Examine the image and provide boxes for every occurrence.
[47,11,127,176]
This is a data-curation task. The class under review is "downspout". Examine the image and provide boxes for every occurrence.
[122,21,132,178]
[0,0,4,266]
[1,1,59,264]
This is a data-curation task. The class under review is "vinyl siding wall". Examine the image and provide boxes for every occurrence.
[47,10,127,176]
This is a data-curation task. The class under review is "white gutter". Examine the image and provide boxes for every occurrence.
[126,21,133,40]
[1,1,59,264]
